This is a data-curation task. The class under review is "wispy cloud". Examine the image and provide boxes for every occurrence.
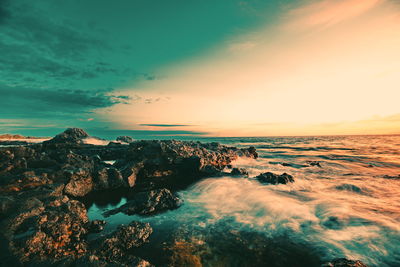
[286,0,381,29]
[108,0,400,136]
[139,124,193,127]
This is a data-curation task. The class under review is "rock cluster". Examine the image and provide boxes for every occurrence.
[321,258,369,267]
[104,188,182,217]
[255,172,294,185]
[0,128,257,265]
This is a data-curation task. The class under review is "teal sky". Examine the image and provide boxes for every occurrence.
[0,0,290,137]
[2,0,399,138]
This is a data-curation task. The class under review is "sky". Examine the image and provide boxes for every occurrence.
[1,0,399,138]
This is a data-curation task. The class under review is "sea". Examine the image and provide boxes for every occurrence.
[6,135,400,266]
[86,135,400,267]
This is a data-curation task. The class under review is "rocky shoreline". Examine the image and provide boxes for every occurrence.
[0,128,369,266]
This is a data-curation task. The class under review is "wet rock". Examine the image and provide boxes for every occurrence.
[165,222,321,267]
[9,196,89,263]
[307,161,322,167]
[104,188,182,217]
[95,221,152,265]
[119,161,145,188]
[94,166,126,190]
[88,220,107,233]
[70,254,153,267]
[255,172,294,185]
[64,168,94,197]
[116,136,134,143]
[321,258,369,267]
[230,167,249,176]
[382,174,400,179]
[335,184,363,194]
[120,140,257,189]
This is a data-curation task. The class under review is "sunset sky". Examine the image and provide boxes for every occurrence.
[1,0,399,138]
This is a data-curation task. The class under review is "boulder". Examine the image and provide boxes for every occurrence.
[64,168,94,197]
[94,166,126,190]
[321,258,369,267]
[255,172,294,185]
[116,136,134,143]
[95,221,152,265]
[306,161,322,167]
[9,196,89,263]
[44,128,89,144]
[230,167,249,176]
[104,188,182,217]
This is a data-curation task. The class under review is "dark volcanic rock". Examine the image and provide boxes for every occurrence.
[255,172,294,185]
[230,167,249,176]
[0,196,15,217]
[45,128,89,144]
[0,128,258,265]
[9,196,89,263]
[117,140,258,189]
[118,161,145,188]
[104,188,182,217]
[95,221,153,265]
[335,184,363,194]
[307,161,322,167]
[116,136,134,143]
[64,168,94,197]
[94,166,126,190]
[321,258,369,267]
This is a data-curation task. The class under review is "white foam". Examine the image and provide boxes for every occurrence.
[82,137,110,146]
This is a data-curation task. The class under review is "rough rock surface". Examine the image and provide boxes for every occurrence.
[94,221,153,265]
[104,188,182,217]
[0,128,258,265]
[321,258,369,267]
[45,128,89,144]
[116,136,134,143]
[255,172,294,185]
[307,161,322,167]
[230,167,249,176]
[8,196,89,263]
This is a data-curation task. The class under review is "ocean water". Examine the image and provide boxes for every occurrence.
[86,135,400,266]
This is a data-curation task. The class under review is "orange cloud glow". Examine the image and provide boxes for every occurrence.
[101,0,400,136]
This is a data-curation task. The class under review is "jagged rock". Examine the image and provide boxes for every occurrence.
[95,221,152,265]
[118,161,145,188]
[255,172,294,185]
[44,128,89,144]
[230,167,249,176]
[70,255,153,267]
[64,168,94,197]
[104,188,182,217]
[307,161,322,167]
[321,258,369,267]
[0,128,258,265]
[9,196,89,263]
[120,140,257,189]
[94,166,126,190]
[116,136,134,143]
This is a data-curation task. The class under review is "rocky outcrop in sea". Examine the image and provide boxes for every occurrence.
[0,128,259,266]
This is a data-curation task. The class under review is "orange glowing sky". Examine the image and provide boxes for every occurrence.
[2,0,400,137]
[103,0,400,136]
